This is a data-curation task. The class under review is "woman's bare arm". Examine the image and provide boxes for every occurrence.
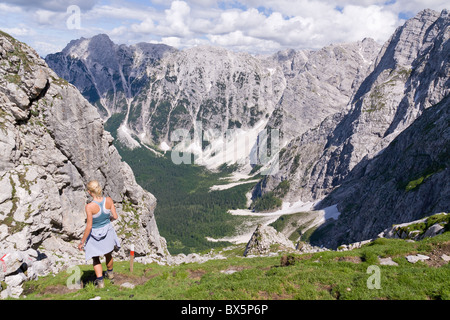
[107,197,118,221]
[78,204,93,251]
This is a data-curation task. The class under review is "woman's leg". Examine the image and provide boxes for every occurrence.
[105,251,113,271]
[104,251,115,281]
[92,256,103,278]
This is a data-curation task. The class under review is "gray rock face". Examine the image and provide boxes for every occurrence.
[267,38,380,142]
[252,9,449,248]
[0,31,168,297]
[314,93,449,248]
[47,41,287,157]
[46,34,177,117]
[406,254,430,263]
[379,257,399,266]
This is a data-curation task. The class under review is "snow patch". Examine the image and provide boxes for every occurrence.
[160,141,171,152]
[317,204,341,223]
[229,199,316,217]
[206,201,341,244]
[170,119,269,170]
[266,68,276,76]
[197,119,269,170]
[209,179,260,191]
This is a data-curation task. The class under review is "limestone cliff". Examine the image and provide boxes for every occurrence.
[258,9,449,203]
[0,31,168,268]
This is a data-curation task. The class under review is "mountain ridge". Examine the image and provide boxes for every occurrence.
[45,31,381,168]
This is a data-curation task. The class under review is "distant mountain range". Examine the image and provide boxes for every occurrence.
[45,27,380,168]
[45,8,449,248]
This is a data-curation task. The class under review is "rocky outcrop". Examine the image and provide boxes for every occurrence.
[296,242,330,254]
[379,213,449,241]
[244,224,295,256]
[0,31,168,298]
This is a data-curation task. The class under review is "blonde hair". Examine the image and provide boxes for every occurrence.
[87,180,102,197]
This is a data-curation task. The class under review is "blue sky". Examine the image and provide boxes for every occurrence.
[0,0,447,56]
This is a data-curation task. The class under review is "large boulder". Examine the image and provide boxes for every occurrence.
[244,224,295,257]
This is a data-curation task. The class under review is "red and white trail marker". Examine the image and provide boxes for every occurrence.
[130,244,134,273]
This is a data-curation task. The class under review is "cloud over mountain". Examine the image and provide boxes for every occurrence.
[0,0,448,56]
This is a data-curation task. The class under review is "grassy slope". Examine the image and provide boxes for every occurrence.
[20,232,450,300]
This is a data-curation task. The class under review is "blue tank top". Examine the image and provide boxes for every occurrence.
[91,198,111,229]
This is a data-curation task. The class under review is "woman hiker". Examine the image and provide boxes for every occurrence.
[78,180,121,288]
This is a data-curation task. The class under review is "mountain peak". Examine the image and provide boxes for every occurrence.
[90,33,112,42]
[61,33,115,60]
[414,8,441,19]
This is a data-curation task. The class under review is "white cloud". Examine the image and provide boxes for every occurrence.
[0,0,446,56]
[161,36,183,47]
[130,18,156,34]
[208,30,280,52]
[34,9,64,25]
[389,0,449,15]
[247,12,314,45]
[185,0,218,6]
[2,27,35,37]
[88,4,154,21]
[338,5,398,42]
[212,8,266,34]
[0,3,23,13]
[127,1,192,37]
[179,1,400,52]
[33,41,64,56]
[219,1,400,49]
[162,0,192,36]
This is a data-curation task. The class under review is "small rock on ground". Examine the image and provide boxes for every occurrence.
[406,254,430,263]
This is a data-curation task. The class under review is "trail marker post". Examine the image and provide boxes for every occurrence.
[130,244,135,273]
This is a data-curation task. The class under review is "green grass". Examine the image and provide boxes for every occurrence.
[401,161,446,192]
[19,232,450,300]
[405,173,434,191]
